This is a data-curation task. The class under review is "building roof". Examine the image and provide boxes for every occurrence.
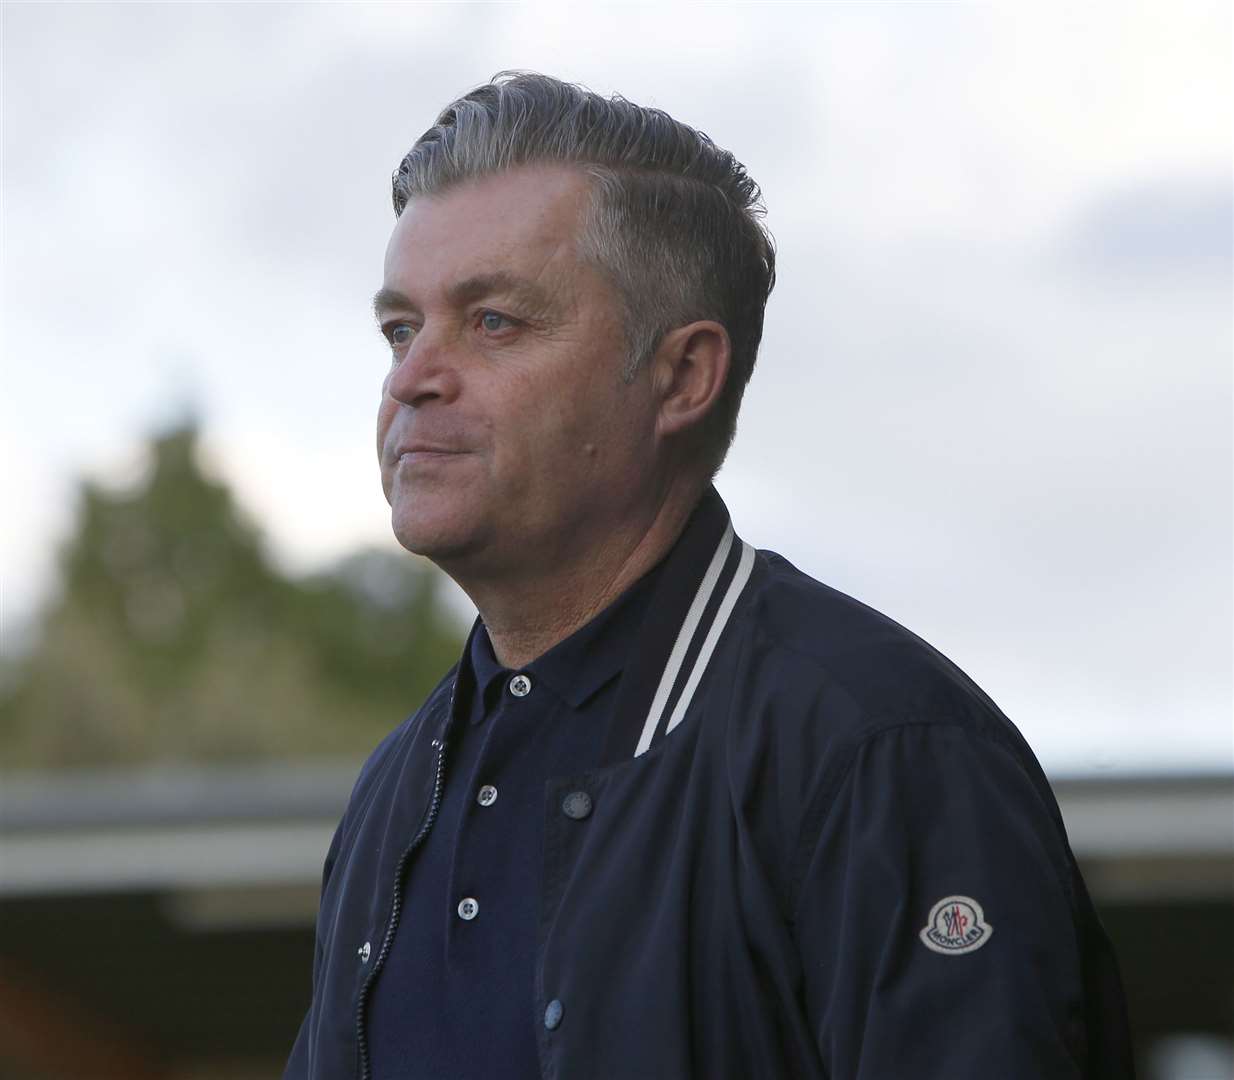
[2,763,1231,903]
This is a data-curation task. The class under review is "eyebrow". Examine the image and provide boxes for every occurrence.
[371,272,557,322]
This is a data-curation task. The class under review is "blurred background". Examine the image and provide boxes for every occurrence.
[1,3,1230,1077]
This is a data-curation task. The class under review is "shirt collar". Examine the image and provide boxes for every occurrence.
[464,556,665,717]
[526,562,663,709]
[466,622,507,713]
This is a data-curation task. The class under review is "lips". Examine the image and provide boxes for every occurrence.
[380,424,471,468]
[391,443,470,468]
[397,444,465,457]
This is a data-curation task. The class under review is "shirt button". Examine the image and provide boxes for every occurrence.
[457,897,479,921]
[357,941,371,963]
[508,673,532,698]
[561,791,593,820]
[477,784,498,807]
[544,999,564,1030]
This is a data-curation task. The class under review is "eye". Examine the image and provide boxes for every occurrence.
[389,324,415,347]
[479,310,514,333]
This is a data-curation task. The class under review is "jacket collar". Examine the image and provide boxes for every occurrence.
[601,485,756,761]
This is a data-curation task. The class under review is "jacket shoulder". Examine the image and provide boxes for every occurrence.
[739,549,1021,745]
[725,549,1068,914]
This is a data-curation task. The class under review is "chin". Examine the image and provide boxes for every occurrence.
[389,503,480,564]
[390,516,453,560]
[386,474,468,555]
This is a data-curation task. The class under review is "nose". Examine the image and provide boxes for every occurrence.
[384,326,462,408]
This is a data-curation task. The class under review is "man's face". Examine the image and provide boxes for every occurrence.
[375,166,659,576]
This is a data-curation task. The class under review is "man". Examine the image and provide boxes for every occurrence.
[287,72,1134,1079]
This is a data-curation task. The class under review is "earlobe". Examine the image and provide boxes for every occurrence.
[655,321,731,439]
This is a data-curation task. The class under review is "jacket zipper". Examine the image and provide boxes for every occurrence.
[353,724,450,1080]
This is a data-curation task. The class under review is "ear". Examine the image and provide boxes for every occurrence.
[651,320,731,439]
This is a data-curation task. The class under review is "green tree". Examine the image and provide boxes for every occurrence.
[0,422,464,769]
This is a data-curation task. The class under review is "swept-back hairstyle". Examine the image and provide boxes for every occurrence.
[392,72,776,475]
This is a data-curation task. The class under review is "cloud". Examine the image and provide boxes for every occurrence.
[1059,175,1232,273]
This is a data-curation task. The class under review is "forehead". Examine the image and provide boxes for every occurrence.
[383,166,595,295]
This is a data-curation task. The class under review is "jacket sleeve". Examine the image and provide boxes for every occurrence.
[791,721,1089,1079]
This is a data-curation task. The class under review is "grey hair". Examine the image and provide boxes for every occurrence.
[392,71,776,475]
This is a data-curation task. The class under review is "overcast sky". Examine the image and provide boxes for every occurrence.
[2,2,1230,774]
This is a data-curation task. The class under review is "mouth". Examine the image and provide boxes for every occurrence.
[395,446,468,465]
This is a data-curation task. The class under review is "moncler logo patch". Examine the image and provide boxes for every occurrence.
[919,896,993,955]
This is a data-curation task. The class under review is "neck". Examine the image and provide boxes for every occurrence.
[451,478,705,670]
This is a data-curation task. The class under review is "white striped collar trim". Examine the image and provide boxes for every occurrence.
[632,526,756,757]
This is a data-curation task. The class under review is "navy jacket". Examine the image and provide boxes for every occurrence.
[286,490,1134,1079]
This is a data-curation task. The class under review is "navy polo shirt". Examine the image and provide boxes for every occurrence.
[366,561,663,1077]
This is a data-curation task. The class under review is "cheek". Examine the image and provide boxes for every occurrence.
[547,390,603,458]
[376,394,396,452]
[556,394,640,472]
